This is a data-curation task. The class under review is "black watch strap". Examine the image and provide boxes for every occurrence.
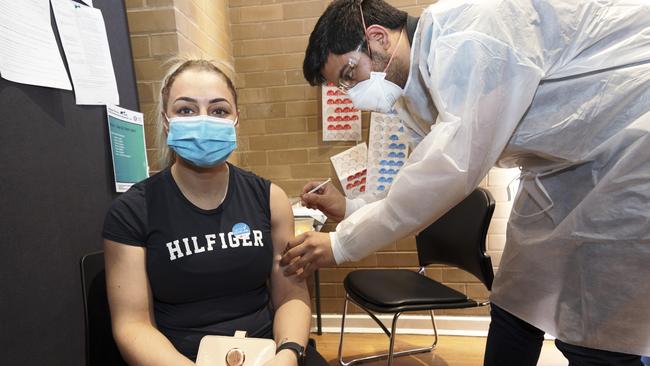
[277,341,306,365]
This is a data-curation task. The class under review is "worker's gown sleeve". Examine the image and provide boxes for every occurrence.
[333,32,543,263]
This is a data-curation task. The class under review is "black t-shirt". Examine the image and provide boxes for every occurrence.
[102,164,274,360]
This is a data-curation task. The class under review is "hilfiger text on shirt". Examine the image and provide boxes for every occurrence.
[166,230,265,261]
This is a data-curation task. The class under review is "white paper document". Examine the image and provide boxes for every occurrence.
[367,113,409,198]
[321,83,362,142]
[330,143,368,199]
[0,0,72,90]
[52,0,119,105]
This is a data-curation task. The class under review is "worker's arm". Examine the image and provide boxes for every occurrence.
[333,31,543,262]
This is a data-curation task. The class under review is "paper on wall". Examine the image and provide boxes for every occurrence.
[321,83,362,141]
[330,143,367,199]
[366,112,409,198]
[0,0,72,90]
[106,105,149,193]
[51,0,119,105]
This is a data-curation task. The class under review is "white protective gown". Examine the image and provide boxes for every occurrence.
[331,0,650,355]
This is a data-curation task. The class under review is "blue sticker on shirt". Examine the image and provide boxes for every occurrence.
[232,222,251,239]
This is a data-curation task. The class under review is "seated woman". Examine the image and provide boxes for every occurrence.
[102,59,326,366]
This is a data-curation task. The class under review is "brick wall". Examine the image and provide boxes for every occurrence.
[126,0,518,317]
[125,0,235,172]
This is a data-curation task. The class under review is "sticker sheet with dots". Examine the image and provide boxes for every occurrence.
[330,143,367,199]
[367,112,409,198]
[321,83,362,141]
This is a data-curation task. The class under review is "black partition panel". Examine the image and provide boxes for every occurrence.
[0,1,138,364]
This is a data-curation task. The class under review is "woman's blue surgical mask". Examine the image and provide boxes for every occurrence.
[166,115,237,168]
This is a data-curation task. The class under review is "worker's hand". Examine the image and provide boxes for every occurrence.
[300,181,345,222]
[281,232,335,280]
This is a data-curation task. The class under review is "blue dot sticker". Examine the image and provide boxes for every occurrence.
[232,223,251,239]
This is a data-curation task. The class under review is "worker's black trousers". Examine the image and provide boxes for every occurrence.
[484,304,643,366]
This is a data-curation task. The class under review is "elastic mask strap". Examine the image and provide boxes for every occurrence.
[359,2,404,74]
[359,3,372,59]
[383,27,404,73]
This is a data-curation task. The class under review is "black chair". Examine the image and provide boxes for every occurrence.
[337,188,496,366]
[81,251,128,366]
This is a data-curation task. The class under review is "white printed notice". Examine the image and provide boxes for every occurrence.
[106,105,149,193]
[330,143,367,199]
[0,0,72,90]
[367,113,408,198]
[51,0,119,105]
[321,83,362,141]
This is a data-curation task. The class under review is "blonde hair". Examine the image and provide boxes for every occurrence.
[155,58,238,169]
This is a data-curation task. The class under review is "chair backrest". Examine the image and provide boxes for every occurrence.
[80,251,128,366]
[416,188,496,290]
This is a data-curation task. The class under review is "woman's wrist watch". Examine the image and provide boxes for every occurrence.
[276,341,306,366]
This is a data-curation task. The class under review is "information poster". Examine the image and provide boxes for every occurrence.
[106,105,148,192]
[51,0,119,105]
[321,83,362,141]
[366,112,409,198]
[330,143,367,199]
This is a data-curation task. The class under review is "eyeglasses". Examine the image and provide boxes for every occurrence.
[337,4,374,92]
[337,44,364,92]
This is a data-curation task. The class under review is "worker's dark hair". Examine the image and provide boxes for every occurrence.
[303,0,408,86]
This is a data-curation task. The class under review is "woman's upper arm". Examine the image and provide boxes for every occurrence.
[269,183,294,253]
[268,184,308,305]
[104,239,155,327]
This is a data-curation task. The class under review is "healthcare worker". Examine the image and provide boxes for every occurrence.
[280,0,650,364]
